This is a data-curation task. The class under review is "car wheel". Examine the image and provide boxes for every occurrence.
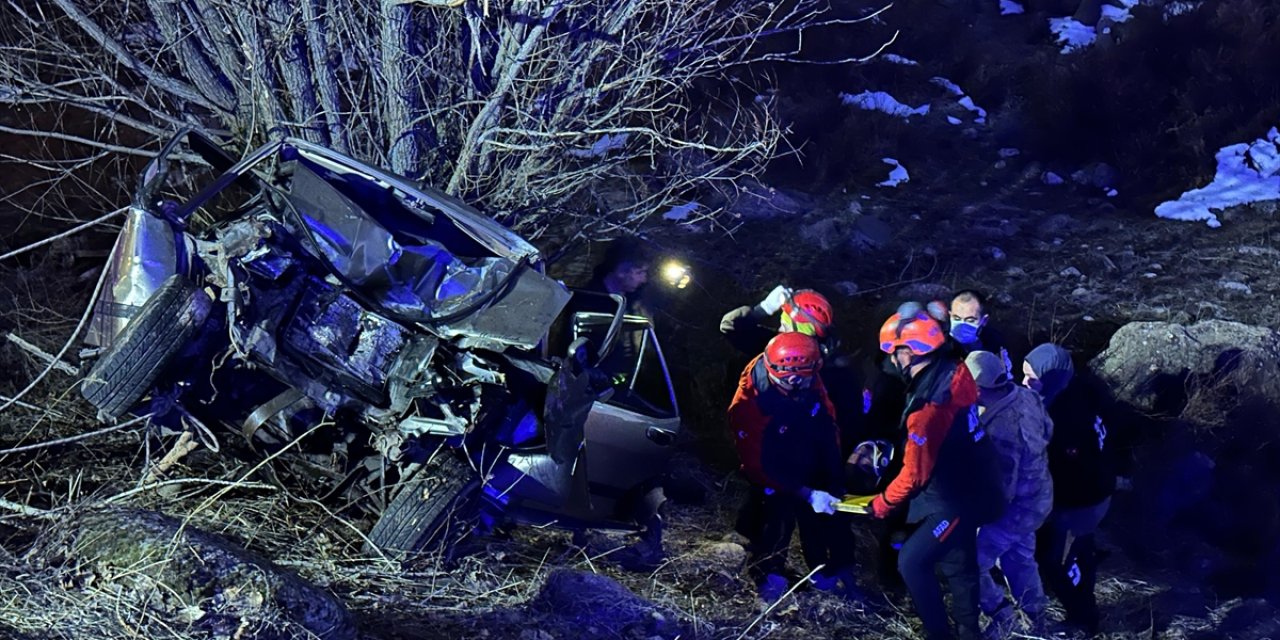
[81,274,213,420]
[365,453,481,560]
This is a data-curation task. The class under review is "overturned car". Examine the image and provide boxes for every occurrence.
[79,130,681,557]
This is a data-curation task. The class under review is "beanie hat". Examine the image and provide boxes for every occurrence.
[965,350,1009,389]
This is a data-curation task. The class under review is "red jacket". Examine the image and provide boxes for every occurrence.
[727,355,838,492]
[871,360,981,519]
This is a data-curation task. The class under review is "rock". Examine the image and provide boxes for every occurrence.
[29,508,355,640]
[728,181,814,220]
[986,246,1006,261]
[799,218,845,252]
[834,281,859,296]
[533,570,682,639]
[897,282,952,303]
[1060,266,1083,278]
[1071,162,1119,189]
[852,215,892,248]
[1090,320,1280,418]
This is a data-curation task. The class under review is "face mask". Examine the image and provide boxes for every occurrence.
[950,320,982,345]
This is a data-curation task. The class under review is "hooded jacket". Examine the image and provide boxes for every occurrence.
[1025,344,1116,509]
[871,357,1006,525]
[727,356,843,500]
[976,384,1054,532]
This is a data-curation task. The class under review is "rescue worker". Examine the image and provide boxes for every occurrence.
[719,286,865,452]
[964,351,1054,639]
[869,302,1007,640]
[1023,343,1117,635]
[727,332,855,602]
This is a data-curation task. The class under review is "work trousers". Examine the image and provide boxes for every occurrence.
[745,488,856,582]
[977,520,1049,617]
[899,511,982,640]
[1038,497,1111,633]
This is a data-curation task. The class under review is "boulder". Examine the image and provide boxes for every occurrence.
[1090,320,1280,420]
[532,569,683,639]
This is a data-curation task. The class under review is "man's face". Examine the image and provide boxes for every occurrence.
[613,263,649,293]
[891,347,915,376]
[949,298,986,328]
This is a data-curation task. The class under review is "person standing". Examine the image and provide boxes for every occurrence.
[869,303,1007,640]
[1023,343,1116,635]
[727,332,855,601]
[964,351,1054,638]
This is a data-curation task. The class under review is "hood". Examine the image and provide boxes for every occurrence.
[1025,343,1074,405]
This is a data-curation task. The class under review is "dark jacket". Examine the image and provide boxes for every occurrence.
[1026,345,1119,509]
[727,357,843,500]
[872,358,1006,525]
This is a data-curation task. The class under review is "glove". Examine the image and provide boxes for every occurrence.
[869,495,893,519]
[756,285,791,316]
[807,489,839,515]
[719,305,753,334]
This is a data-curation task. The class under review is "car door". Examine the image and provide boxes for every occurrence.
[571,314,681,519]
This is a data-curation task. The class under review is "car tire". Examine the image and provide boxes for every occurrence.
[81,274,213,420]
[365,453,481,560]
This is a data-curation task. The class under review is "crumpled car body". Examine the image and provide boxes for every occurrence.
[80,129,681,554]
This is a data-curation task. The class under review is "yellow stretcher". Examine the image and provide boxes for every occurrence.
[834,494,876,514]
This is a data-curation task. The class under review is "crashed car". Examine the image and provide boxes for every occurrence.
[79,129,681,556]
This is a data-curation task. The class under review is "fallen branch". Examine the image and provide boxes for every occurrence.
[0,497,50,517]
[4,332,79,376]
[0,207,124,264]
[140,430,199,485]
[0,413,150,457]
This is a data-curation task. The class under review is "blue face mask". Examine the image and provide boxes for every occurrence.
[950,321,982,345]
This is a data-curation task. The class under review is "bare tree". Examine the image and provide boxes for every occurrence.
[1,0,893,240]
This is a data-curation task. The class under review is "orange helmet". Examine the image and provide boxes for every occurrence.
[764,332,823,379]
[781,289,833,338]
[879,302,947,356]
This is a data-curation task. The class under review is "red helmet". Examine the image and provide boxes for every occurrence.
[879,302,947,356]
[764,332,822,379]
[781,290,833,338]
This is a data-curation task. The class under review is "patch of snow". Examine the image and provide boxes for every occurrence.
[877,158,910,188]
[839,91,930,118]
[1049,17,1096,53]
[1106,188,1119,197]
[1051,0,1138,53]
[1042,172,1065,185]
[1163,0,1201,20]
[930,77,965,97]
[1101,0,1138,23]
[958,96,988,120]
[662,201,700,222]
[1154,127,1280,228]
[567,133,629,158]
[999,148,1020,158]
[882,53,919,66]
[1000,0,1025,15]
[947,116,963,125]
[1217,280,1253,295]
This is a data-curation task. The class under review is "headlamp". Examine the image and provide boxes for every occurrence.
[660,260,691,289]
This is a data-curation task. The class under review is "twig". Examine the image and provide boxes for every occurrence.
[0,393,64,417]
[140,431,199,485]
[4,332,79,375]
[0,413,150,456]
[0,497,51,517]
[104,477,276,505]
[0,224,120,413]
[735,564,826,640]
[0,208,125,263]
